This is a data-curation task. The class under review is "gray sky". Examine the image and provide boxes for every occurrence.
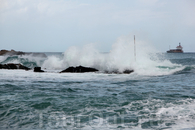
[0,0,195,52]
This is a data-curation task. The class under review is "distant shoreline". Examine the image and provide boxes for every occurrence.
[0,49,47,57]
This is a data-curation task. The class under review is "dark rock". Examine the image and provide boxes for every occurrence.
[34,67,45,72]
[60,66,99,73]
[123,69,134,74]
[0,63,30,70]
[18,64,31,70]
[62,66,75,72]
[0,64,8,69]
[7,63,18,69]
[0,50,9,55]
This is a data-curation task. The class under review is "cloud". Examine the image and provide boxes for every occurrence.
[1,0,193,28]
[0,0,195,52]
[0,0,90,23]
[0,0,163,24]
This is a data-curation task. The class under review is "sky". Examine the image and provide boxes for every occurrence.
[0,0,195,52]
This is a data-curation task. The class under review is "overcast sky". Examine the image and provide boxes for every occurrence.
[0,0,195,52]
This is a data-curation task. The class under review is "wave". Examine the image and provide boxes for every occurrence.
[41,36,185,76]
[169,58,195,65]
[173,65,195,75]
[0,55,45,68]
[37,98,194,129]
[1,36,191,76]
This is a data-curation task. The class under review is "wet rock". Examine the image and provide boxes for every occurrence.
[0,63,30,70]
[34,67,45,72]
[123,69,134,74]
[60,66,99,73]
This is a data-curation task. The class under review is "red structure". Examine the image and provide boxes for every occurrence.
[167,43,183,53]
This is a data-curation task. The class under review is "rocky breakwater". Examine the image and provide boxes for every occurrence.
[0,49,47,57]
[0,63,30,70]
[0,63,134,74]
[60,65,134,74]
[60,66,99,73]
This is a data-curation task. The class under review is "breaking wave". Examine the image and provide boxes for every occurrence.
[0,54,45,68]
[41,36,184,76]
[1,35,191,76]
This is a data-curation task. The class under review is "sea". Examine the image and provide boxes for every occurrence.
[0,45,195,129]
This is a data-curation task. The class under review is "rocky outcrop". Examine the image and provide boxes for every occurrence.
[0,63,134,74]
[0,63,30,70]
[0,49,47,57]
[34,67,45,72]
[60,65,134,74]
[122,69,134,74]
[60,66,99,73]
[0,49,25,55]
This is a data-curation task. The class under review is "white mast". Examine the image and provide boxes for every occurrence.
[134,35,136,62]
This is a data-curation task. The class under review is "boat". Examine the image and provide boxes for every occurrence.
[167,43,183,53]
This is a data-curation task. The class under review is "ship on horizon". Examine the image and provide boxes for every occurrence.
[167,43,183,53]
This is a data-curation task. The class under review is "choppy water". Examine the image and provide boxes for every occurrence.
[0,52,195,130]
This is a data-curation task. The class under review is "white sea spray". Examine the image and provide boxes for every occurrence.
[41,35,184,76]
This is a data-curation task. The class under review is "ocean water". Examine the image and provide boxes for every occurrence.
[1,46,195,129]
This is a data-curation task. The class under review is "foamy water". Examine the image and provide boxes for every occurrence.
[40,36,184,76]
[0,68,195,129]
[1,37,195,129]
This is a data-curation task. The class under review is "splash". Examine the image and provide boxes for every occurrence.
[41,35,183,76]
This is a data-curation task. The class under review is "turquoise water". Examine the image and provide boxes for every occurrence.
[0,53,195,129]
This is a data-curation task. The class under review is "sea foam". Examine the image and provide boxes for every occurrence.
[41,35,183,76]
